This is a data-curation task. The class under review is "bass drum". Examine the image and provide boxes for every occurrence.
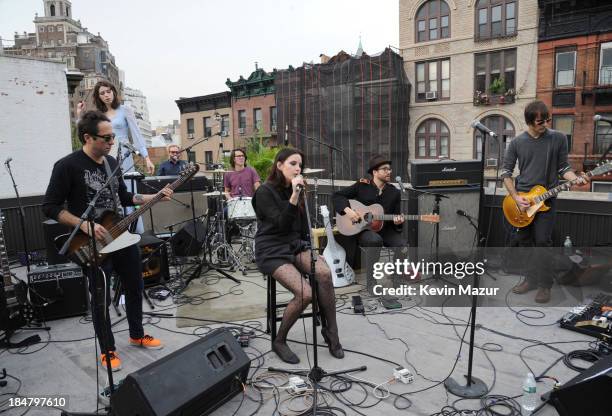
[227,197,255,221]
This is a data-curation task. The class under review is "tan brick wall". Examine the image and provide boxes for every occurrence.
[399,0,539,176]
[179,106,233,166]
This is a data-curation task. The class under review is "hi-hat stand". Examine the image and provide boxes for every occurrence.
[269,185,366,414]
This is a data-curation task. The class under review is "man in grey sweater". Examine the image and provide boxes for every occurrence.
[501,100,588,303]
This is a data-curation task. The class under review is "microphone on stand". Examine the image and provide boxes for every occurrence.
[456,209,476,220]
[122,142,141,156]
[295,175,304,192]
[471,120,498,137]
[238,186,243,199]
[594,115,612,123]
[395,176,407,193]
[4,157,12,166]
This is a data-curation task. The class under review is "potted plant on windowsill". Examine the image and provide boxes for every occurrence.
[474,90,489,106]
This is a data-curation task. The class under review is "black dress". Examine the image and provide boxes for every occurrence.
[252,183,309,275]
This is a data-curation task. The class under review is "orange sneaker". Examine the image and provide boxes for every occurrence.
[100,351,122,372]
[129,334,163,350]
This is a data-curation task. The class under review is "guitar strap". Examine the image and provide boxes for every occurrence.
[543,134,552,190]
[103,157,122,215]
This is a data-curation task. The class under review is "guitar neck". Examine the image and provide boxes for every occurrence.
[110,171,195,237]
[321,215,337,249]
[534,171,594,203]
[373,214,424,221]
[0,220,13,289]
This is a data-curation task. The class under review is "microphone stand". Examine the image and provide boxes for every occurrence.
[4,160,31,274]
[288,128,342,193]
[443,129,491,399]
[269,186,366,414]
[59,152,136,415]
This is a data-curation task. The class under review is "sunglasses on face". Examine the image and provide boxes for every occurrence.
[535,118,551,126]
[169,151,179,154]
[93,133,116,142]
[377,167,392,172]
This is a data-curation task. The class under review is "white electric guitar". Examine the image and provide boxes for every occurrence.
[320,205,355,288]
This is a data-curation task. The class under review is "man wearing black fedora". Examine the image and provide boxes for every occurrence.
[333,154,407,290]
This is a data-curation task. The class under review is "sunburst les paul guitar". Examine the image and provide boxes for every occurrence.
[335,199,440,236]
[55,163,199,267]
[502,162,612,228]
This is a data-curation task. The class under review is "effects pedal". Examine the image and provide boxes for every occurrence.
[289,376,308,394]
[352,295,364,314]
[393,367,414,384]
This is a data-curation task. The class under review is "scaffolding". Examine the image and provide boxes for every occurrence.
[276,47,411,181]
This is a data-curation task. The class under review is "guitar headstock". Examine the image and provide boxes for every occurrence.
[591,160,612,177]
[180,162,200,177]
[320,205,329,218]
[421,214,440,223]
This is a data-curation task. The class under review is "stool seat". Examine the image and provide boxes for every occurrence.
[266,274,324,344]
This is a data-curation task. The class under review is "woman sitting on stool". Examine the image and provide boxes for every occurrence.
[252,148,344,364]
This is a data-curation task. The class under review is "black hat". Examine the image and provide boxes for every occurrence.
[367,154,392,174]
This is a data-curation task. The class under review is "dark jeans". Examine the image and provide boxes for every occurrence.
[512,198,556,289]
[87,244,144,352]
[358,227,407,289]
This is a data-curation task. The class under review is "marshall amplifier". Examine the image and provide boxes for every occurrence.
[28,263,88,320]
[409,159,482,188]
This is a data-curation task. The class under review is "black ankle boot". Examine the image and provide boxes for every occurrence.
[321,328,344,359]
[272,340,300,364]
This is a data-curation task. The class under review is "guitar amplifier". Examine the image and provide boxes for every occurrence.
[28,263,88,321]
[409,159,482,188]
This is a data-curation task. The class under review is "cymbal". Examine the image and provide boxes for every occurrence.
[202,169,228,174]
[303,168,325,174]
[203,191,224,196]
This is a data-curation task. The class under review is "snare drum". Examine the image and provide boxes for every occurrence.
[227,197,256,221]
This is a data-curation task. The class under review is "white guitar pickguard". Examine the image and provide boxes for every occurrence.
[99,231,141,254]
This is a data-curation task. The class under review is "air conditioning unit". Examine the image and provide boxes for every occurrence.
[486,158,498,167]
[220,131,229,137]
[238,128,245,135]
[425,91,438,100]
[187,133,194,139]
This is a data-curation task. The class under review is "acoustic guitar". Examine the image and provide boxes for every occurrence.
[502,162,611,228]
[335,199,440,236]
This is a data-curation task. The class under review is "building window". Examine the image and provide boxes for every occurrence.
[555,48,576,87]
[552,115,574,152]
[57,25,63,32]
[66,6,70,17]
[416,58,450,101]
[415,119,450,158]
[473,115,515,162]
[475,0,516,40]
[204,117,212,137]
[238,110,246,130]
[50,4,55,16]
[187,118,194,136]
[270,106,277,131]
[205,151,213,168]
[599,42,612,85]
[49,26,54,32]
[595,116,612,154]
[39,26,45,32]
[474,49,516,96]
[254,108,262,130]
[415,0,450,43]
[221,115,230,134]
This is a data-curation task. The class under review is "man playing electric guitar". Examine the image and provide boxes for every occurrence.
[501,100,588,304]
[42,111,173,371]
[332,154,407,291]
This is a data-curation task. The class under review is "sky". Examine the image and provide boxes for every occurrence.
[0,0,399,127]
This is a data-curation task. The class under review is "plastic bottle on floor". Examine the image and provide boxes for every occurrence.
[521,372,537,415]
[563,235,573,256]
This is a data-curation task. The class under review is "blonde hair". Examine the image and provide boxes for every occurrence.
[167,144,180,154]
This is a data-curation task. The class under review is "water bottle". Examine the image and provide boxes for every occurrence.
[521,372,537,415]
[563,236,573,256]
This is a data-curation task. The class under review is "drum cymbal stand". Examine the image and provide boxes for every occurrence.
[209,192,247,276]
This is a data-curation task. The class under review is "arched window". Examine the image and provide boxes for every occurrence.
[66,6,71,17]
[416,119,450,158]
[50,4,56,16]
[415,0,450,43]
[475,0,517,40]
[473,115,515,164]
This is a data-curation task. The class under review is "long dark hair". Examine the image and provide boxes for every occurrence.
[524,100,549,126]
[93,80,120,112]
[267,148,305,192]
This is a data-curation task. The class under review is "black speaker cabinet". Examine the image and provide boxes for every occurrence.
[171,220,207,257]
[111,328,250,416]
[28,263,88,320]
[139,235,169,287]
[412,187,480,258]
[545,354,612,416]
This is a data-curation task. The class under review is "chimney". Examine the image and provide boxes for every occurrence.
[255,61,258,70]
[320,54,330,64]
